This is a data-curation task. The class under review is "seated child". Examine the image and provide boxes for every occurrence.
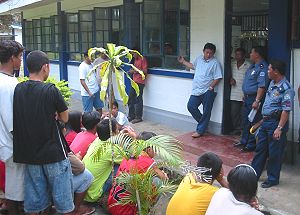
[111,101,129,131]
[108,131,168,215]
[206,164,263,215]
[70,111,101,159]
[166,152,227,215]
[65,111,82,145]
[83,118,121,202]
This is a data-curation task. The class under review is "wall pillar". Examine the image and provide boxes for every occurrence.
[58,2,68,81]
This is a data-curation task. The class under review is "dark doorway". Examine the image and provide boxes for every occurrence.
[222,0,269,134]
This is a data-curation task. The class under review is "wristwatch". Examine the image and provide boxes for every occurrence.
[277,126,283,131]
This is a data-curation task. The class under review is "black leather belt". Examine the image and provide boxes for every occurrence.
[263,111,282,121]
[244,93,256,98]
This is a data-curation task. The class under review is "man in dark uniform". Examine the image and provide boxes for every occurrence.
[234,46,269,152]
[251,59,295,188]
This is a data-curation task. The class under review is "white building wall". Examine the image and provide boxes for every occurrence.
[67,65,81,91]
[290,49,300,141]
[49,63,60,80]
[14,29,22,44]
[143,0,225,125]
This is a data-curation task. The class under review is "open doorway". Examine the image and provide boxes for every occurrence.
[222,0,269,135]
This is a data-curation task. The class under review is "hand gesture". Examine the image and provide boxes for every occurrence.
[177,56,185,64]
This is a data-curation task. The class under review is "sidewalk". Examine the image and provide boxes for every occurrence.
[70,91,300,215]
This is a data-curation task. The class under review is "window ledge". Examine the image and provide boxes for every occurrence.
[148,68,194,79]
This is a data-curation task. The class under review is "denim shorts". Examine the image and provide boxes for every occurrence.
[73,168,94,193]
[82,90,104,112]
[24,159,74,213]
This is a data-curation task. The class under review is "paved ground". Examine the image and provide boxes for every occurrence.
[69,91,300,215]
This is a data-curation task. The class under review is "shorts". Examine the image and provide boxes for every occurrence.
[73,168,94,193]
[5,157,25,201]
[82,90,104,112]
[24,159,74,213]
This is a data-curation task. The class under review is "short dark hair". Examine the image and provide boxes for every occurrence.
[66,111,82,133]
[269,59,286,75]
[138,131,157,141]
[235,47,246,56]
[203,43,216,53]
[252,46,266,60]
[197,152,223,181]
[26,50,49,73]
[0,40,24,64]
[83,50,89,57]
[113,100,119,109]
[227,164,258,203]
[96,118,117,141]
[82,111,101,130]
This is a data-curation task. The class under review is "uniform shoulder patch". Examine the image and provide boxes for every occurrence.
[284,93,291,100]
[259,72,265,76]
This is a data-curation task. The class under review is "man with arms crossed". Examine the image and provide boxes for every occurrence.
[13,51,74,214]
[79,51,104,115]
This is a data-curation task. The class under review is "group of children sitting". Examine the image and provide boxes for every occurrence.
[0,100,265,215]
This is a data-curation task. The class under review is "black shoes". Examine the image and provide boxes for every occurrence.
[261,181,278,188]
[240,146,255,153]
[233,142,244,148]
[131,118,143,124]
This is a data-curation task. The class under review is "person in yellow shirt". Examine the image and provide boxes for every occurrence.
[166,152,228,215]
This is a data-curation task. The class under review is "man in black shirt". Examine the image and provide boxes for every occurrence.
[13,51,74,214]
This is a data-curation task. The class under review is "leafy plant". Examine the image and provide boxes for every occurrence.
[90,133,183,214]
[88,44,144,105]
[18,76,73,106]
[114,170,178,215]
[88,43,146,183]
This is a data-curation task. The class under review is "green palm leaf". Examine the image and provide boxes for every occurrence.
[133,135,184,167]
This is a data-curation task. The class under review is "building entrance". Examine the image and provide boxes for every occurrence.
[223,0,269,135]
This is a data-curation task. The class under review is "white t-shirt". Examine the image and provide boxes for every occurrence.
[205,188,263,215]
[79,61,99,96]
[116,111,129,127]
[0,72,18,162]
[230,60,250,101]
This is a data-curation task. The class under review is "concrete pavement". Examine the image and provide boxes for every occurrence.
[69,91,300,215]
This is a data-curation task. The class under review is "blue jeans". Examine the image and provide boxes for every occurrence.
[82,90,104,113]
[240,95,262,149]
[187,90,217,135]
[24,159,74,213]
[73,168,94,193]
[251,119,287,185]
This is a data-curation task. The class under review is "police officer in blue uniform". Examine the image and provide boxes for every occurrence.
[251,59,295,188]
[234,46,269,152]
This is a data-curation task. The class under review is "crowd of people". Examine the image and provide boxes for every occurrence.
[0,38,299,215]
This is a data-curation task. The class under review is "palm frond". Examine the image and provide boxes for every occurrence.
[133,135,184,167]
[114,170,178,215]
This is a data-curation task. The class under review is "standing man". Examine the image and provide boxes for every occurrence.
[79,51,104,115]
[13,51,75,214]
[128,48,148,124]
[251,59,295,188]
[230,48,250,135]
[235,46,269,152]
[178,43,223,138]
[0,40,25,214]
